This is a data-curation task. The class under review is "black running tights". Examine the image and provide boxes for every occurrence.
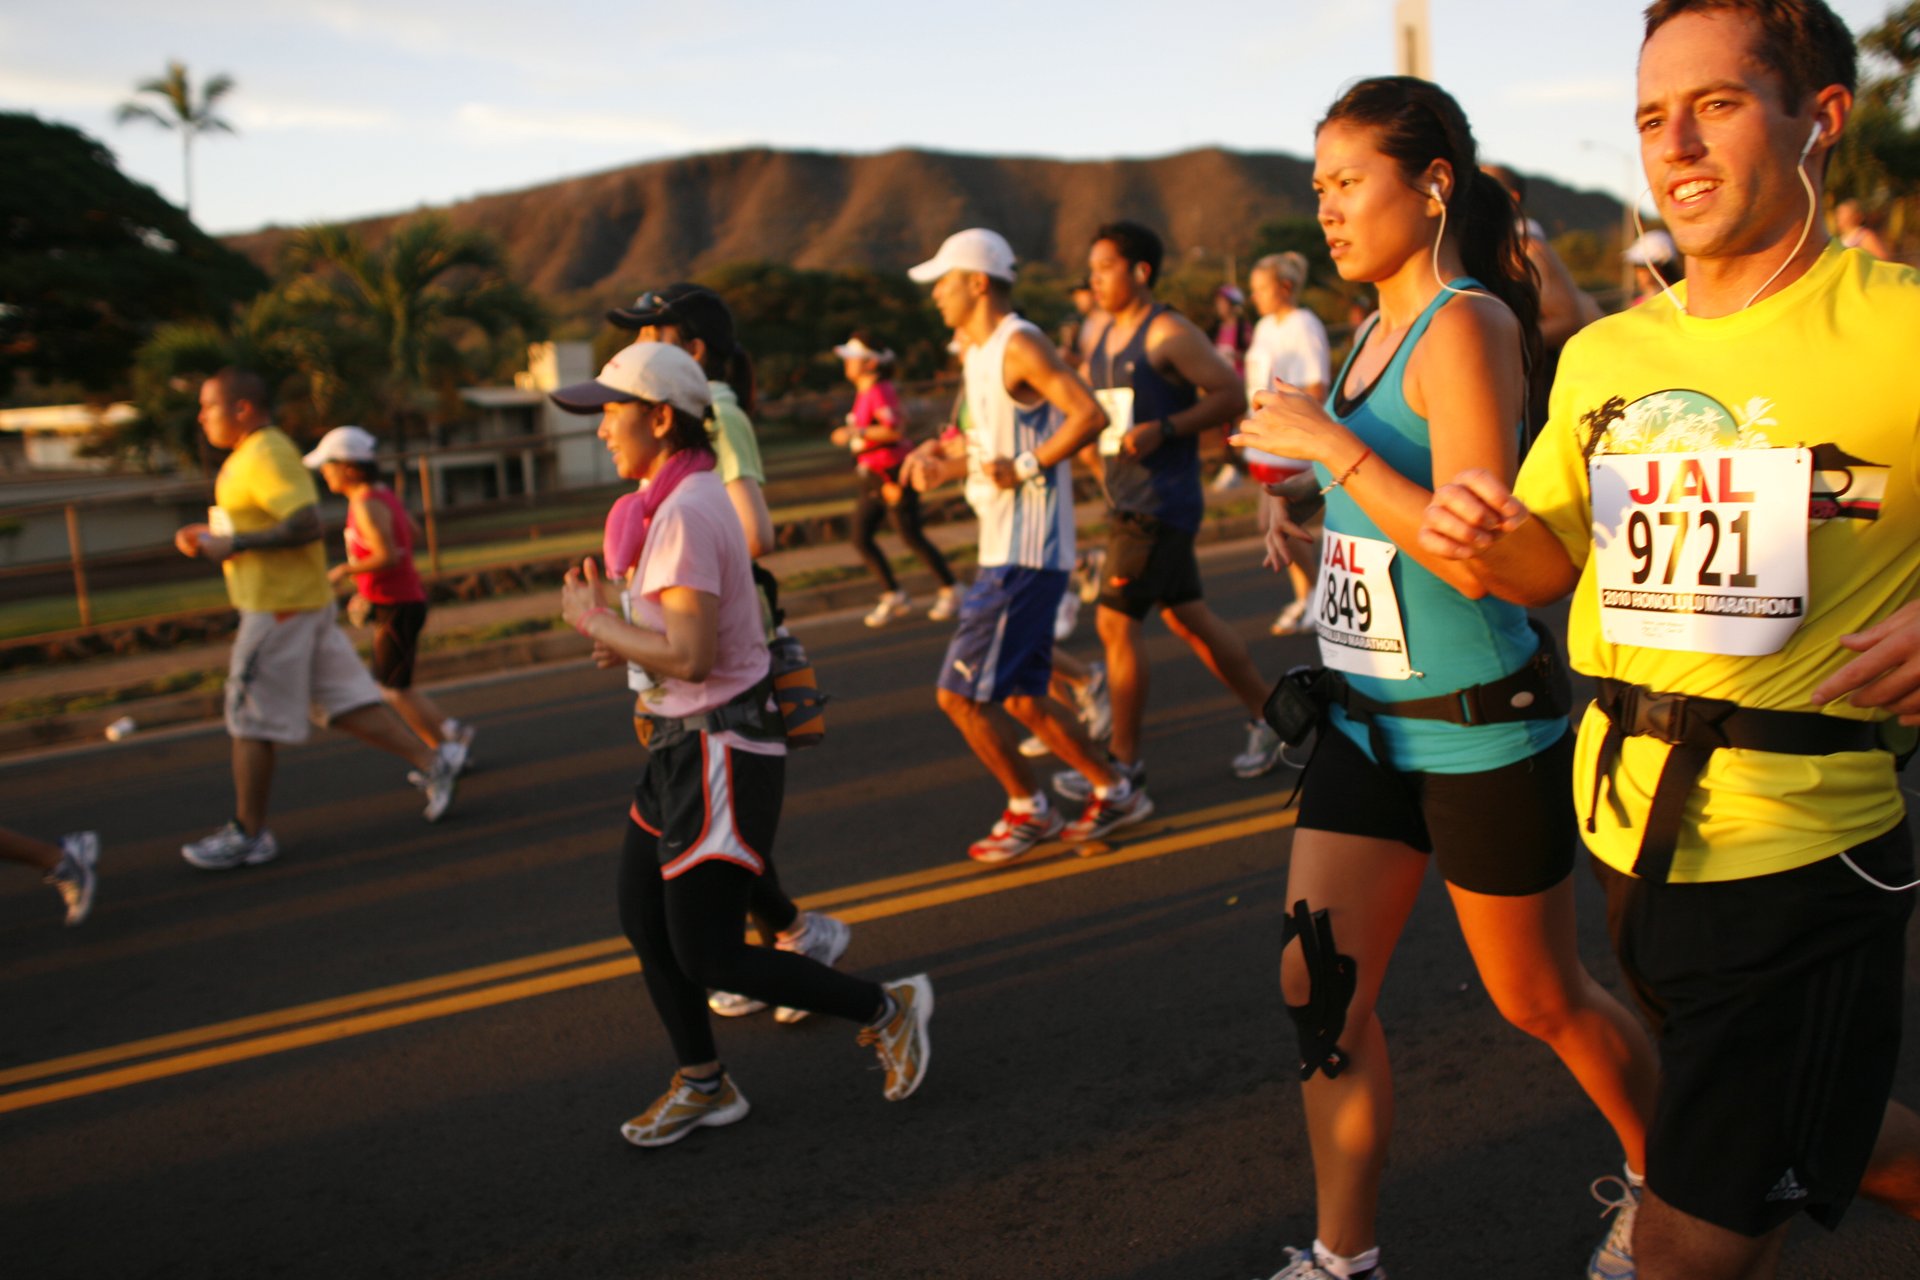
[852,472,954,593]
[618,823,885,1066]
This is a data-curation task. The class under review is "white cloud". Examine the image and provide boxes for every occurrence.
[451,103,729,150]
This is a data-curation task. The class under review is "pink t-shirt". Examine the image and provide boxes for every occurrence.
[850,381,909,473]
[628,471,780,753]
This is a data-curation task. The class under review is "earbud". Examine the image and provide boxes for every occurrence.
[1800,121,1822,160]
[1429,181,1443,201]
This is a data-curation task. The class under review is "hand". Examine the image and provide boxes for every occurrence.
[902,442,940,492]
[1418,468,1532,561]
[1258,492,1313,573]
[1812,600,1920,724]
[830,426,853,447]
[328,563,353,586]
[1122,419,1165,458]
[1231,381,1345,464]
[590,639,622,670]
[561,556,617,629]
[983,456,1019,490]
[196,535,235,563]
[346,593,372,628]
[174,523,210,558]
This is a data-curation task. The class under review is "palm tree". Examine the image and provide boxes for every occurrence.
[116,61,236,218]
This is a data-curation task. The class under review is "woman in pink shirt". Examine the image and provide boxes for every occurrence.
[831,333,957,627]
[553,342,933,1147]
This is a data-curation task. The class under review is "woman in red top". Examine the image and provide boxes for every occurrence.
[305,427,475,768]
[830,334,957,628]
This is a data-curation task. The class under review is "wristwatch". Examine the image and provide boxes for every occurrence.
[1013,450,1043,482]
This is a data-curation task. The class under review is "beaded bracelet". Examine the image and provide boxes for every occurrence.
[1320,446,1373,495]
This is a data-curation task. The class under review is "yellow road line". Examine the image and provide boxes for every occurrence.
[0,800,1295,1115]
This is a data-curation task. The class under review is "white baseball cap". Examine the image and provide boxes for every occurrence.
[302,425,380,468]
[1623,229,1677,266]
[908,228,1017,283]
[550,341,713,418]
[831,336,895,362]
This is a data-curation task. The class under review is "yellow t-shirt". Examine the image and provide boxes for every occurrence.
[1516,244,1920,882]
[213,427,331,613]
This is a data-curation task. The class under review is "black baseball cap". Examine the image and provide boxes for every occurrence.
[606,283,737,356]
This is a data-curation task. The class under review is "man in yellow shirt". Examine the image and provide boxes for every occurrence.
[173,369,460,870]
[1421,4,1920,1278]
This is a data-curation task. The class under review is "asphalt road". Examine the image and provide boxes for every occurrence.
[4,541,1918,1280]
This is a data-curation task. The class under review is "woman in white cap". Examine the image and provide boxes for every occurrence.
[830,332,958,627]
[552,342,933,1147]
[306,426,474,768]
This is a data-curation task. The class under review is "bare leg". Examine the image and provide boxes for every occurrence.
[1163,599,1269,717]
[1097,605,1149,763]
[1861,1100,1920,1217]
[938,687,1044,801]
[1004,693,1114,790]
[1448,877,1656,1173]
[383,686,449,749]
[1634,1190,1787,1280]
[234,737,276,835]
[330,703,436,772]
[0,827,62,873]
[1280,829,1430,1257]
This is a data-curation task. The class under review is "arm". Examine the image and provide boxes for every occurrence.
[1810,601,1920,724]
[329,494,400,586]
[986,328,1107,488]
[725,477,774,560]
[1418,469,1581,605]
[1125,314,1248,457]
[562,558,720,684]
[184,504,323,563]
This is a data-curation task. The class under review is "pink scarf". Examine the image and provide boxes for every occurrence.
[602,449,715,576]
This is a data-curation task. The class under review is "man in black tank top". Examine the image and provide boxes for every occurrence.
[1062,221,1287,798]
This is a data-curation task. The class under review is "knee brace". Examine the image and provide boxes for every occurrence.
[1281,898,1357,1081]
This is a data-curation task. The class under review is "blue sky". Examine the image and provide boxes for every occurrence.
[0,0,1899,235]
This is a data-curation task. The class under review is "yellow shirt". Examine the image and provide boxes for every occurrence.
[1516,244,1920,882]
[213,427,331,613]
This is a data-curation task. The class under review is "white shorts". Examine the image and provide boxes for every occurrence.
[226,607,384,743]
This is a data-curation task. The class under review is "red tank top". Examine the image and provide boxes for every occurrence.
[345,487,426,604]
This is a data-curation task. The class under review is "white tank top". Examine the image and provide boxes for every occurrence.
[961,314,1075,570]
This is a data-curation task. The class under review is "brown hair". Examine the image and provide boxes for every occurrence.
[1642,0,1856,109]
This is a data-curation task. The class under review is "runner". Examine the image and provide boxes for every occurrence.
[829,333,958,627]
[1420,4,1920,1276]
[304,426,475,770]
[551,342,931,1145]
[1481,162,1603,434]
[1244,252,1332,636]
[1231,77,1659,1280]
[1072,220,1283,801]
[607,284,850,1022]
[0,827,98,926]
[1834,197,1891,259]
[902,227,1153,861]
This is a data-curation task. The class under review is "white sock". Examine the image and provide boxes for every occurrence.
[1624,1162,1646,1188]
[1093,774,1132,801]
[440,718,460,739]
[1312,1240,1380,1278]
[1007,792,1045,816]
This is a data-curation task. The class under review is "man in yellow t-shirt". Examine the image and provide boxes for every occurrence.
[1420,4,1920,1277]
[172,369,461,870]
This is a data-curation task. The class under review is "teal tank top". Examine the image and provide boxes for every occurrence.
[1318,281,1565,774]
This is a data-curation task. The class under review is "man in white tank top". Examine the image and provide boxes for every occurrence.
[902,229,1156,862]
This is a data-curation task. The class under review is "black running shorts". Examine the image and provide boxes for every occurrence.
[1295,720,1577,896]
[1096,512,1204,620]
[631,732,785,881]
[369,601,428,689]
[1591,824,1914,1236]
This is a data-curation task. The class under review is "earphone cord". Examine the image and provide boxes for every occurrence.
[1631,149,1820,316]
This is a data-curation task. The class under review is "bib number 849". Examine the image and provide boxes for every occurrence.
[1321,575,1372,632]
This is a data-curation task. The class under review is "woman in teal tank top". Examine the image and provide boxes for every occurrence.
[1231,78,1658,1280]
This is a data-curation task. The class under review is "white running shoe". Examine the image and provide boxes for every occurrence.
[620,1071,750,1148]
[1588,1173,1642,1280]
[1271,598,1311,636]
[410,744,461,822]
[1054,757,1144,805]
[48,831,99,926]
[773,912,852,1024]
[927,586,958,622]
[181,822,279,871]
[1261,1246,1386,1279]
[1053,588,1080,641]
[443,720,478,774]
[1077,548,1107,604]
[708,990,768,1017]
[859,974,933,1101]
[1233,720,1286,779]
[968,806,1065,864]
[1017,734,1051,758]
[1077,662,1112,744]
[864,590,912,628]
[1060,786,1155,843]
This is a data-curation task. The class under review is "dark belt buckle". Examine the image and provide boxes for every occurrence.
[1638,691,1688,745]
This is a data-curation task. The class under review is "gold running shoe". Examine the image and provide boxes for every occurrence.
[619,1071,750,1148]
[858,975,934,1101]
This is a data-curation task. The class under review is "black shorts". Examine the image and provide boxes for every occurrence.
[1295,721,1577,896]
[631,732,784,881]
[1096,512,1203,619]
[369,601,428,689]
[1592,825,1914,1235]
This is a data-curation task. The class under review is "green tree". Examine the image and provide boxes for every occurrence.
[115,60,236,218]
[0,113,263,401]
[1829,2,1920,245]
[277,214,548,448]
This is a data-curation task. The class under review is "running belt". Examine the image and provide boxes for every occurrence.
[1589,678,1881,883]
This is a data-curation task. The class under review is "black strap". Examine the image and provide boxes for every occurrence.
[1589,678,1882,882]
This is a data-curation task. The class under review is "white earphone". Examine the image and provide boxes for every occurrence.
[1800,121,1822,159]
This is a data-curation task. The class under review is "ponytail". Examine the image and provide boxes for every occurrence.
[725,345,757,417]
[1461,167,1543,387]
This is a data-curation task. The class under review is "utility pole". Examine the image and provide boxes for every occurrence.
[1395,0,1433,79]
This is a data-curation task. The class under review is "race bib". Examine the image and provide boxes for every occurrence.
[1314,531,1412,680]
[208,506,235,538]
[1094,387,1134,457]
[1590,448,1811,656]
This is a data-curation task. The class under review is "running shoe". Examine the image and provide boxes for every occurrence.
[48,831,99,926]
[773,913,852,1024]
[1061,786,1155,843]
[1210,463,1243,492]
[1588,1173,1642,1280]
[968,806,1065,864]
[410,743,461,822]
[1053,588,1080,641]
[1076,548,1107,604]
[443,720,478,774]
[1270,598,1312,636]
[1233,720,1287,779]
[1054,757,1145,805]
[619,1071,750,1148]
[927,586,958,622]
[1016,733,1051,758]
[1077,661,1112,744]
[1261,1246,1387,1279]
[858,974,933,1101]
[864,590,912,628]
[707,990,768,1017]
[181,822,279,871]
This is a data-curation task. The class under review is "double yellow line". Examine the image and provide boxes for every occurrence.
[0,795,1294,1116]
